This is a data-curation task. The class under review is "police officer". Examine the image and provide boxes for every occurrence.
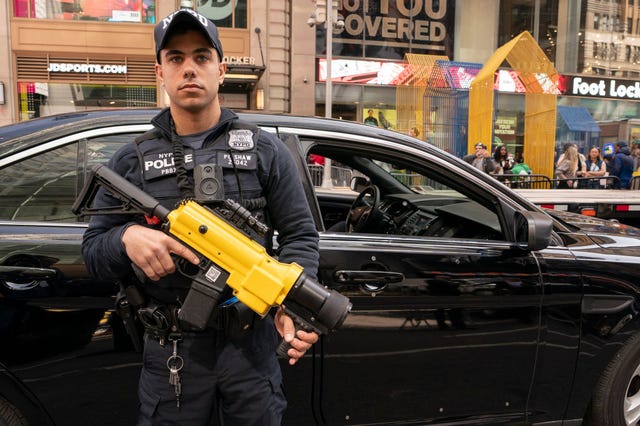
[82,9,320,425]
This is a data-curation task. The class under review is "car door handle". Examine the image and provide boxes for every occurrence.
[0,265,57,281]
[334,270,404,284]
[582,294,634,314]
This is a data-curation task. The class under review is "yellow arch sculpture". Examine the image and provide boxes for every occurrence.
[468,31,559,178]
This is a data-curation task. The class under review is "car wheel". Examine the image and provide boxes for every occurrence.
[587,333,640,425]
[0,397,27,426]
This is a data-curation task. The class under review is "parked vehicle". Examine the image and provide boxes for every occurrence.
[1,109,640,425]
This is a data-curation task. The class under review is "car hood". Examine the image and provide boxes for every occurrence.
[546,208,640,237]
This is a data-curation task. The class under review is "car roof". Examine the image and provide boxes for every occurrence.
[0,108,444,161]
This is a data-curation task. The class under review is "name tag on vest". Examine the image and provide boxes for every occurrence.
[218,152,257,170]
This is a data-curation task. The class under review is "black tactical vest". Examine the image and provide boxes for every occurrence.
[133,120,269,303]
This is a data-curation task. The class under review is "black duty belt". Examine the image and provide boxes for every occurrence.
[137,301,257,344]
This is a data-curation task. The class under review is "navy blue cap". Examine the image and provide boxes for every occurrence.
[154,9,224,63]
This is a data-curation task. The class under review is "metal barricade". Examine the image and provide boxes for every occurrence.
[508,174,553,189]
[553,175,621,189]
[308,165,353,187]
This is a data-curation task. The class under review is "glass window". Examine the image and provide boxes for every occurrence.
[17,83,156,121]
[0,133,135,222]
[13,0,156,23]
[498,0,558,65]
[304,141,504,241]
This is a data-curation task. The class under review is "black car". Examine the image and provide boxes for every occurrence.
[1,109,640,426]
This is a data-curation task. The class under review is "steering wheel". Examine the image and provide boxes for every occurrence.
[346,185,383,233]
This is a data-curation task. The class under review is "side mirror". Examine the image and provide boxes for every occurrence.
[514,210,553,251]
[350,176,370,193]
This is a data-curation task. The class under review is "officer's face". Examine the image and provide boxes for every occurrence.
[156,30,226,115]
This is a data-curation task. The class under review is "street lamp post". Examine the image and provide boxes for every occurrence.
[321,0,334,188]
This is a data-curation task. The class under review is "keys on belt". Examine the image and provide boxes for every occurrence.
[137,304,183,408]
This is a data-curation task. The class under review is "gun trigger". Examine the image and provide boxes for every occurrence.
[145,215,161,225]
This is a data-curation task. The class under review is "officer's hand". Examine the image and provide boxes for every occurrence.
[122,224,200,281]
[275,308,319,365]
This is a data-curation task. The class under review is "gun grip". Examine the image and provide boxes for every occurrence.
[276,339,292,359]
[276,333,297,359]
[276,321,306,359]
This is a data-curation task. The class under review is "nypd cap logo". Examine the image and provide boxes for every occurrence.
[228,129,254,151]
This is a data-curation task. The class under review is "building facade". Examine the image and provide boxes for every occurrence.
[1,0,640,154]
[0,0,278,125]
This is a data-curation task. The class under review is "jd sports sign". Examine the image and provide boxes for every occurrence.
[47,62,128,74]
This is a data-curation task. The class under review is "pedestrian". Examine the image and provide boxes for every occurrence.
[631,141,640,171]
[610,140,635,189]
[462,142,497,174]
[557,142,586,186]
[81,9,320,425]
[492,145,514,183]
[509,155,532,188]
[511,155,532,175]
[555,144,579,188]
[364,109,379,127]
[583,146,607,188]
[492,145,514,174]
[409,126,420,138]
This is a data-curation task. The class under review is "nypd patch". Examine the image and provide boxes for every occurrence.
[227,129,255,151]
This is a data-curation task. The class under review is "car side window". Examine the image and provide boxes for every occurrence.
[0,133,135,222]
[306,147,505,241]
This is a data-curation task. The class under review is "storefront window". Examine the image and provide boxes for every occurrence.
[13,0,156,23]
[180,0,247,29]
[17,83,156,121]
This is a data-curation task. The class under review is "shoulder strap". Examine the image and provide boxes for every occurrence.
[230,119,259,131]
[134,128,162,145]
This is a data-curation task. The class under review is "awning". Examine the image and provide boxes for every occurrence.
[557,106,601,133]
[222,64,266,92]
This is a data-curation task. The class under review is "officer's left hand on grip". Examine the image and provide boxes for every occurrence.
[275,308,318,365]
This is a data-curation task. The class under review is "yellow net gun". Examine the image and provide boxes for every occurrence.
[73,164,352,354]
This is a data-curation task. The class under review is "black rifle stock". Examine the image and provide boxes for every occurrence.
[73,164,352,356]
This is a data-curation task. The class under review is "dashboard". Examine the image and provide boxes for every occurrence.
[377,193,503,240]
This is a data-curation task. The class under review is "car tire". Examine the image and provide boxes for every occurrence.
[587,332,640,426]
[0,397,27,426]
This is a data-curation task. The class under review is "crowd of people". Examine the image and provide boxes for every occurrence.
[554,141,637,189]
[462,142,532,186]
[461,140,640,190]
